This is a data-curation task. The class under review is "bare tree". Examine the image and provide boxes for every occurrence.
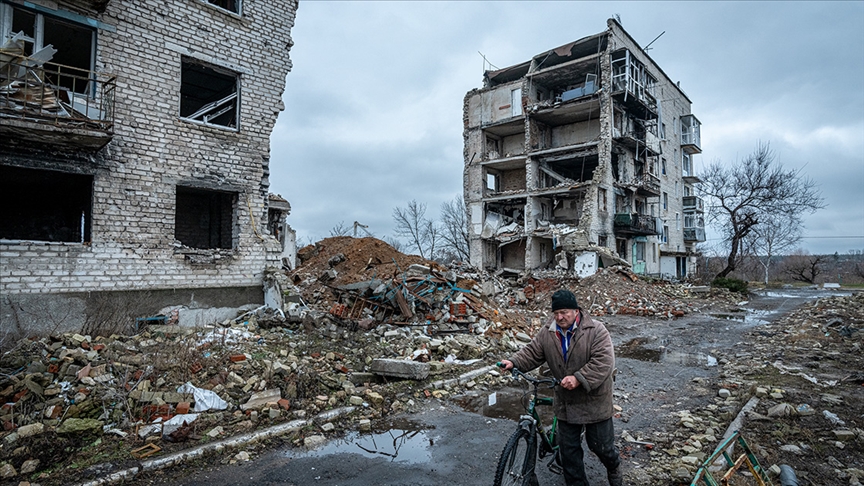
[439,195,470,262]
[744,213,803,284]
[393,200,435,259]
[700,143,824,279]
[784,252,825,284]
[383,235,405,253]
[329,221,351,237]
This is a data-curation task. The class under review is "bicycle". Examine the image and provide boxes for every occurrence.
[493,364,563,486]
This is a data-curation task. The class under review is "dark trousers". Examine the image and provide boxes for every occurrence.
[557,418,620,486]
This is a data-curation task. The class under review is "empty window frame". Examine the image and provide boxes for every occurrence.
[0,165,92,243]
[180,58,240,129]
[661,158,667,175]
[175,186,236,249]
[204,0,241,14]
[662,192,668,210]
[0,4,96,95]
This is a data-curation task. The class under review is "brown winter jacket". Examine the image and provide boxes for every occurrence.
[509,311,615,424]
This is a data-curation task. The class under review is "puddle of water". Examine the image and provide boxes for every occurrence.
[617,345,717,367]
[456,388,556,424]
[285,425,434,464]
[710,309,771,327]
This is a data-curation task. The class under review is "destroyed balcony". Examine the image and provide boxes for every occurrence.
[613,126,661,156]
[682,195,704,212]
[0,57,116,151]
[610,49,658,120]
[614,212,658,236]
[620,172,661,196]
[680,114,701,154]
[683,227,706,242]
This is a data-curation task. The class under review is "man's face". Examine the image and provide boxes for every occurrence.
[553,309,578,329]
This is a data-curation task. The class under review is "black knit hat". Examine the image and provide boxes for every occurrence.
[551,289,580,311]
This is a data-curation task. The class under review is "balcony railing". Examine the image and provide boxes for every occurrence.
[684,227,706,242]
[680,114,701,154]
[614,213,657,236]
[682,195,704,212]
[1,55,116,149]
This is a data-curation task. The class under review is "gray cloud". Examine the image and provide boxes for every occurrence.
[269,1,864,254]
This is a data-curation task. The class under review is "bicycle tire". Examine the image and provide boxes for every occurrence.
[493,427,537,486]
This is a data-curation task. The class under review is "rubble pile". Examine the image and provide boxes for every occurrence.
[289,238,716,342]
[634,291,864,484]
[0,306,520,483]
[537,267,709,318]
[0,236,737,483]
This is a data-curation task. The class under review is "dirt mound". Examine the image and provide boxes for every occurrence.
[294,237,431,287]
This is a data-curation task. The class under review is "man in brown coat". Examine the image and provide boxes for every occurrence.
[500,289,622,486]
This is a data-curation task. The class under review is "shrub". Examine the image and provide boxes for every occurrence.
[712,277,749,294]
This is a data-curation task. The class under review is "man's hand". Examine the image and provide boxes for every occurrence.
[561,375,580,390]
[498,360,514,371]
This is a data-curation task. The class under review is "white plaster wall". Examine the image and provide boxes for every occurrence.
[574,252,598,278]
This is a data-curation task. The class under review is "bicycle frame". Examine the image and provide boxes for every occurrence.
[511,368,562,472]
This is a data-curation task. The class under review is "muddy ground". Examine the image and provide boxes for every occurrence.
[119,288,863,486]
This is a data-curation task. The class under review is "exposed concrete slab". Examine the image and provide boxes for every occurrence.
[370,358,430,380]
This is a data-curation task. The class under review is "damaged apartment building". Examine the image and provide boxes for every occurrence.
[0,0,297,333]
[463,18,705,279]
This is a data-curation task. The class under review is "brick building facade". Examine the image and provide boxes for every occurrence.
[0,0,297,334]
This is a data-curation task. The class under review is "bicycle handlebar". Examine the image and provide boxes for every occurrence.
[496,362,559,388]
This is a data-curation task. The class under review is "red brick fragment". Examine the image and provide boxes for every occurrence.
[47,364,59,373]
[133,369,144,381]
[13,389,28,402]
[310,352,321,359]
[81,341,90,350]
[189,362,203,374]
[229,354,247,363]
[334,365,350,374]
[277,398,291,411]
[92,344,105,351]
[175,402,191,415]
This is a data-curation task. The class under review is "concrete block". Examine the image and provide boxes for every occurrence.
[370,358,430,380]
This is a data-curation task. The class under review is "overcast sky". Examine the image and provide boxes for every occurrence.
[269,1,864,256]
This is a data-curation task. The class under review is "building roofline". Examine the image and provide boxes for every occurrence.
[607,18,693,104]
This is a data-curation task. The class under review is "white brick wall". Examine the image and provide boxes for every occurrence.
[0,0,297,295]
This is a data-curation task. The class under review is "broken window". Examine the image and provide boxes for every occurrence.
[180,58,239,129]
[598,235,608,248]
[486,172,499,192]
[0,165,92,243]
[204,0,241,14]
[661,158,667,175]
[1,4,96,94]
[175,186,236,249]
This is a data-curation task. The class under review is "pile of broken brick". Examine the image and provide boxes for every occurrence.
[0,237,728,483]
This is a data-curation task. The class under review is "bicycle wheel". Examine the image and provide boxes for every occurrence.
[493,427,536,486]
